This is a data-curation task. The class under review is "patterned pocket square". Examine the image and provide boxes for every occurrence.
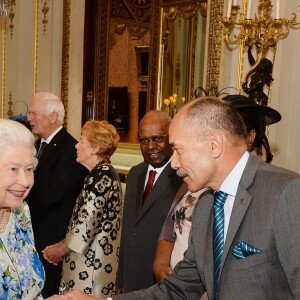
[232,240,262,260]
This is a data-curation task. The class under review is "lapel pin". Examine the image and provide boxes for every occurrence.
[54,144,57,147]
[240,198,245,204]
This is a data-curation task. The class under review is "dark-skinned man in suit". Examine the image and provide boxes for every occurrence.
[115,110,183,293]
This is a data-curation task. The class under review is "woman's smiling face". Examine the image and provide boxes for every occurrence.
[0,143,35,209]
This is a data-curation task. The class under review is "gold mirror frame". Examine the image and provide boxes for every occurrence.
[91,0,224,121]
[158,1,206,113]
[158,0,224,97]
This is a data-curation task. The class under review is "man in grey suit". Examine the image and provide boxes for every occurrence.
[115,110,183,293]
[55,97,300,300]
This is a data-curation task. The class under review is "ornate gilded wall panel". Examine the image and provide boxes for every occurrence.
[148,0,160,110]
[61,0,71,124]
[206,0,224,95]
[95,0,109,121]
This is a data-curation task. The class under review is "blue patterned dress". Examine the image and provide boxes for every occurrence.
[0,203,45,299]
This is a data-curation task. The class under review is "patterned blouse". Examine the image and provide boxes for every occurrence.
[61,162,123,297]
[170,190,205,269]
[0,203,45,299]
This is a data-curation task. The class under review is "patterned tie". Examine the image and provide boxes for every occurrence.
[213,190,228,296]
[37,142,48,159]
[143,170,156,203]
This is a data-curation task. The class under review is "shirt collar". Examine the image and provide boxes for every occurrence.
[219,151,249,197]
[41,125,63,144]
[147,157,171,177]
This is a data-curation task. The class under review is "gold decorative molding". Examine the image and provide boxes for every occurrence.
[42,0,49,35]
[33,0,38,93]
[164,2,200,20]
[111,0,151,36]
[123,23,149,39]
[187,12,198,100]
[111,21,149,40]
[8,0,15,39]
[1,18,6,117]
[61,0,71,125]
[147,0,160,110]
[7,90,12,117]
[206,0,224,96]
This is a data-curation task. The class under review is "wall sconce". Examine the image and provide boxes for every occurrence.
[222,0,300,92]
[164,93,186,118]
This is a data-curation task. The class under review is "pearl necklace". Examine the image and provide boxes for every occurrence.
[0,209,10,233]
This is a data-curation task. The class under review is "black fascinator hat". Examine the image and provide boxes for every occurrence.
[222,94,281,126]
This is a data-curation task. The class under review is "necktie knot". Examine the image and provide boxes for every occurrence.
[148,170,156,181]
[214,191,228,208]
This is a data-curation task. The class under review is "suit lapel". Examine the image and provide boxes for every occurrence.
[221,188,252,272]
[35,128,66,167]
[134,164,148,216]
[202,193,215,297]
[219,154,261,281]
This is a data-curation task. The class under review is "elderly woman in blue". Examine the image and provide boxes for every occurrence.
[0,119,45,299]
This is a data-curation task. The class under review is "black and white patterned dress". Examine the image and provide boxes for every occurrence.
[61,162,122,297]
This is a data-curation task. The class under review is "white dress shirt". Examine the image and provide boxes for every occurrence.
[218,151,249,241]
[41,125,63,144]
[144,158,171,189]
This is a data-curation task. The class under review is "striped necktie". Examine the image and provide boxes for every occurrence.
[213,190,228,296]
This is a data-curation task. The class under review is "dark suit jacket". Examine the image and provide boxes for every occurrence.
[26,127,88,296]
[116,161,183,292]
[113,154,300,299]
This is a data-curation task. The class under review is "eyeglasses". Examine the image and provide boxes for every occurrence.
[137,134,168,145]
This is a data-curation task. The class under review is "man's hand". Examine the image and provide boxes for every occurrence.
[45,295,72,300]
[65,290,102,300]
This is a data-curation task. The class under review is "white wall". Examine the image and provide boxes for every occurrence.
[0,0,84,140]
[67,0,85,140]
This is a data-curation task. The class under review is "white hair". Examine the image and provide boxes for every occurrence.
[0,119,37,167]
[34,92,65,125]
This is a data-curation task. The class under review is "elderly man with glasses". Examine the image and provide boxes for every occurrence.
[115,110,183,294]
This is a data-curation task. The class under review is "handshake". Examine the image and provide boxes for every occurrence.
[46,289,105,300]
